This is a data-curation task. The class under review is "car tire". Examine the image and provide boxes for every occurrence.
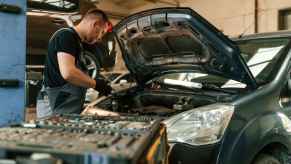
[83,51,101,79]
[253,154,281,164]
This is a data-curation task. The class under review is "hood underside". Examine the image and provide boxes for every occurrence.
[114,8,257,89]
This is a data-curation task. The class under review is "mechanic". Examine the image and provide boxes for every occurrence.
[43,8,112,114]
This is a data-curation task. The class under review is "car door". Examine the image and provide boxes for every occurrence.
[27,0,79,65]
[280,67,291,117]
[27,14,67,63]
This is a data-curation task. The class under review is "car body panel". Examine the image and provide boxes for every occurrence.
[27,13,68,57]
[168,35,291,164]
[220,43,291,163]
[27,0,84,59]
[113,8,257,89]
[170,45,291,164]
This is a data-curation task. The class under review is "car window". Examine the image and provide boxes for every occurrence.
[28,0,79,13]
[279,66,291,108]
[153,38,290,89]
[237,38,289,85]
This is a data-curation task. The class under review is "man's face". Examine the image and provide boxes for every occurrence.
[86,20,106,44]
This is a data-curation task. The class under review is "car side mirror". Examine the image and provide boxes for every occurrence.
[119,79,128,85]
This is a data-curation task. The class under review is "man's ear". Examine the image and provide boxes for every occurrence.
[90,20,97,29]
[93,19,103,28]
[93,20,98,27]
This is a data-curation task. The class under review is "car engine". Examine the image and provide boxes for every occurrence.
[95,84,234,116]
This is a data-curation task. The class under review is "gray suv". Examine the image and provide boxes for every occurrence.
[90,7,291,164]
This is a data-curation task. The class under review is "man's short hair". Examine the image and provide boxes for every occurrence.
[83,8,109,23]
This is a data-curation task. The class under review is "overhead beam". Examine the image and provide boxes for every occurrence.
[145,0,179,6]
[103,10,128,19]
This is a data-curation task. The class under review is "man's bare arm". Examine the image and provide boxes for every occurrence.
[81,105,119,116]
[57,52,96,88]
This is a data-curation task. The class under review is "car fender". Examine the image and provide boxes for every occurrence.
[218,111,291,164]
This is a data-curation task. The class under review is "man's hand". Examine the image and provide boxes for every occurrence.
[94,76,112,96]
[81,106,119,116]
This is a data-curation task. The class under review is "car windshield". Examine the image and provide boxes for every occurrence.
[28,0,79,13]
[154,37,290,89]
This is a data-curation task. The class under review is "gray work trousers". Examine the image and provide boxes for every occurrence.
[45,83,86,115]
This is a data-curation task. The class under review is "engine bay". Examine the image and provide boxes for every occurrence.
[95,84,236,117]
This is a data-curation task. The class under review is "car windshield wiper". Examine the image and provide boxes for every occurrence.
[149,61,192,66]
[163,79,202,89]
[201,83,237,94]
[154,79,202,92]
[155,78,237,95]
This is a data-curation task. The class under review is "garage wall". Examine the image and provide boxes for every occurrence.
[130,2,174,14]
[95,0,291,36]
[128,0,255,36]
[181,0,291,35]
[128,0,291,36]
[257,0,291,32]
[180,0,255,36]
[96,1,128,25]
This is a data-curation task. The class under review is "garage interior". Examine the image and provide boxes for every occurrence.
[1,0,291,163]
[26,0,291,116]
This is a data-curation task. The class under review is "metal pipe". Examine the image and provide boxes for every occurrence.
[174,0,180,7]
[254,0,258,33]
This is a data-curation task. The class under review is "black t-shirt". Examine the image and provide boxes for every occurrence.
[44,27,82,87]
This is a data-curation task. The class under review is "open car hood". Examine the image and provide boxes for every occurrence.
[113,8,257,89]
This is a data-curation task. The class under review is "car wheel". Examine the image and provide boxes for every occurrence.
[83,51,101,79]
[253,154,281,164]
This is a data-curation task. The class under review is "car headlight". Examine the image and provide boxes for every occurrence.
[163,103,234,146]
